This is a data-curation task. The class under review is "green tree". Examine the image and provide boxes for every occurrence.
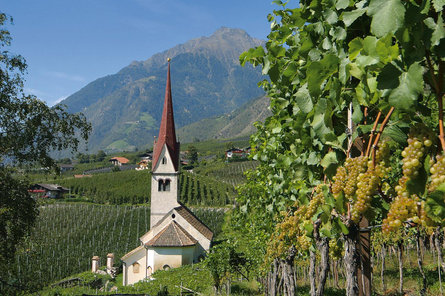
[0,13,90,293]
[95,150,106,162]
[187,145,198,165]
[76,152,90,163]
[204,241,250,293]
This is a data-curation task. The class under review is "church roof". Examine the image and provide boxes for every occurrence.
[175,203,213,241]
[146,203,213,242]
[121,245,145,261]
[152,60,180,171]
[145,221,197,247]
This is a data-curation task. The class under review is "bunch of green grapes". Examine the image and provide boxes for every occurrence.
[351,138,393,222]
[332,166,346,198]
[344,156,368,199]
[383,172,418,233]
[329,239,343,260]
[268,206,303,260]
[304,185,325,219]
[375,137,391,164]
[383,126,435,233]
[351,170,380,222]
[382,195,419,233]
[429,152,445,191]
[297,234,311,252]
[332,156,367,200]
[374,138,392,178]
[418,200,435,228]
[401,124,433,178]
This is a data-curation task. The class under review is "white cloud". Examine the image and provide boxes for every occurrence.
[45,71,86,82]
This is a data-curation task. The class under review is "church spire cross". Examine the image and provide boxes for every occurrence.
[152,59,180,170]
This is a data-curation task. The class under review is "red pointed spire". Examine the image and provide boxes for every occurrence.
[152,59,180,170]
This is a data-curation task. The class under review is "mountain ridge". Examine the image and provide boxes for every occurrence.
[59,27,265,152]
[177,95,270,143]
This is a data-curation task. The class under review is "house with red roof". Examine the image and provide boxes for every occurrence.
[109,157,130,166]
[28,183,69,198]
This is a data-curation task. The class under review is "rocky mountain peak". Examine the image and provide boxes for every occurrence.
[59,27,264,152]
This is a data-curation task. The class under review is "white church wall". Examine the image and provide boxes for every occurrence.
[150,179,179,226]
[146,249,155,276]
[152,247,183,271]
[181,246,195,265]
[150,145,179,227]
[153,145,175,173]
[123,247,147,286]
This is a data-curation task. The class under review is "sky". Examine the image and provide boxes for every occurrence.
[2,0,280,106]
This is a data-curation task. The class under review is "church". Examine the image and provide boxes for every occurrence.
[121,59,213,286]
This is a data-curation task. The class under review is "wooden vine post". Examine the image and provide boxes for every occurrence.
[439,93,445,152]
[358,218,371,296]
[357,107,394,296]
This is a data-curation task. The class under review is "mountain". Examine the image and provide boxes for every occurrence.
[60,27,265,152]
[177,95,270,143]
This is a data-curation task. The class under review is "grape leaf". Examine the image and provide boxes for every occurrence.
[432,0,445,12]
[368,0,406,37]
[294,84,314,114]
[424,14,445,47]
[336,0,350,10]
[342,9,366,27]
[388,62,423,110]
[426,187,445,223]
[377,63,402,90]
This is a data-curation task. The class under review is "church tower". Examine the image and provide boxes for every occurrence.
[122,58,212,286]
[150,59,180,228]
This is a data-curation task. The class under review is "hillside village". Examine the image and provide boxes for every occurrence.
[13,54,259,294]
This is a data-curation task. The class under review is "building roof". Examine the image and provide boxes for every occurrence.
[121,245,145,261]
[175,203,213,241]
[145,221,197,247]
[35,184,69,192]
[147,203,213,242]
[109,157,129,164]
[152,60,180,171]
[226,148,244,153]
[59,164,74,168]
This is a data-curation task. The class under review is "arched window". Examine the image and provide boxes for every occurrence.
[162,157,167,164]
[164,179,171,191]
[147,266,153,276]
[163,264,170,271]
[132,262,140,273]
[158,179,171,192]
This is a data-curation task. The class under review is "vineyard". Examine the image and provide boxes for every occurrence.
[10,203,225,292]
[56,170,236,206]
[223,0,445,295]
[193,160,258,186]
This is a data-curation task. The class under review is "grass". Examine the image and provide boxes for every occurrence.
[25,237,445,296]
[33,264,262,296]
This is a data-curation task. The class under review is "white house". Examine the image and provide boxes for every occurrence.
[121,59,213,286]
[109,157,130,166]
